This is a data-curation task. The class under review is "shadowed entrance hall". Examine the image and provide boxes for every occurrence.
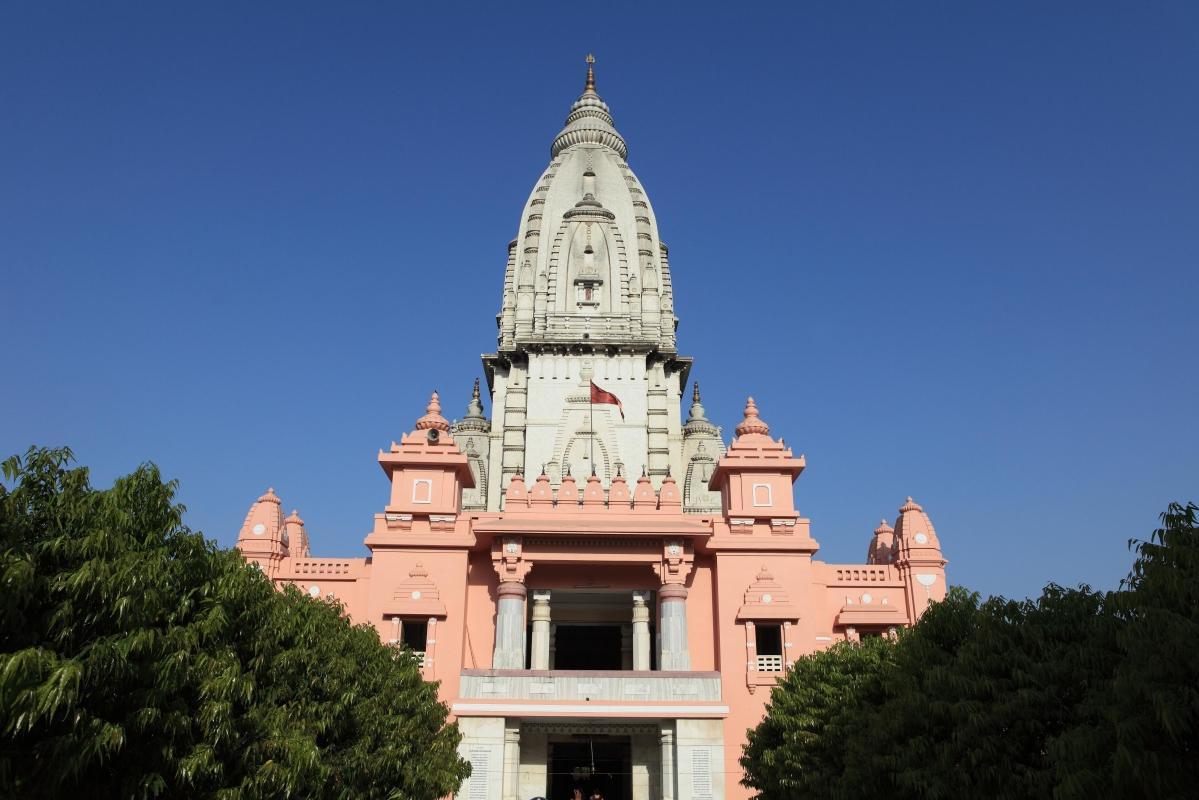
[548,738,631,800]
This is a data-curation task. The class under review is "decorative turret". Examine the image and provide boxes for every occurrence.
[866,518,895,565]
[375,392,475,528]
[892,497,947,621]
[709,397,811,543]
[451,379,492,511]
[682,383,724,513]
[414,391,451,432]
[236,487,289,576]
[893,497,943,559]
[283,508,311,559]
[734,397,771,438]
[455,379,490,432]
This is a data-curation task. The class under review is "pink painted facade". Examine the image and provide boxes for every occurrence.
[236,61,947,800]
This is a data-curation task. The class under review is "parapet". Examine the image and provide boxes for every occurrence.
[503,471,687,514]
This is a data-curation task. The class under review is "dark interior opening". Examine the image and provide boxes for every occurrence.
[401,619,428,652]
[548,738,631,800]
[755,623,782,655]
[553,624,622,670]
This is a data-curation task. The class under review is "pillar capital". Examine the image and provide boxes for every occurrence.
[498,581,528,599]
[659,584,689,601]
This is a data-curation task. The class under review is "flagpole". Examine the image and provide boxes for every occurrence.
[589,382,595,471]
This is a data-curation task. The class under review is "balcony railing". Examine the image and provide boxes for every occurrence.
[458,669,721,703]
[755,654,784,672]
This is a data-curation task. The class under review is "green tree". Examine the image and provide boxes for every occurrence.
[1106,502,1199,797]
[743,500,1199,800]
[740,636,894,800]
[840,585,1116,800]
[0,447,470,799]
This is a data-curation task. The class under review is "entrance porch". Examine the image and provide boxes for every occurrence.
[455,718,725,800]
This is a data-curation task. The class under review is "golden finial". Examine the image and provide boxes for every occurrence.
[584,53,596,92]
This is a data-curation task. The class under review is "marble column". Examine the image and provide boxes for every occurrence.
[530,590,552,670]
[493,581,527,668]
[658,585,691,671]
[660,725,676,800]
[632,591,652,670]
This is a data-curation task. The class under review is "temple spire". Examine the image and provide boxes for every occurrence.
[464,378,485,419]
[584,53,596,93]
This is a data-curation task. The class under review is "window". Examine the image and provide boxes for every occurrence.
[412,479,432,504]
[392,618,428,667]
[755,623,783,672]
[752,483,772,507]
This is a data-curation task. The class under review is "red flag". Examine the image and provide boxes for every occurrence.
[590,380,624,419]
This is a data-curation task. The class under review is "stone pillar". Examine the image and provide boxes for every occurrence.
[632,591,652,670]
[658,585,691,671]
[530,590,552,670]
[660,724,676,800]
[493,582,527,669]
[502,723,522,800]
[517,727,548,800]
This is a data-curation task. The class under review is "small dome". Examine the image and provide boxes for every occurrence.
[734,397,771,438]
[454,378,491,433]
[894,497,941,551]
[414,391,451,433]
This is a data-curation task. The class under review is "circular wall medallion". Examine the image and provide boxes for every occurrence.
[252,523,265,535]
[761,593,773,604]
[505,541,518,554]
[668,544,681,556]
[861,593,873,604]
[411,590,422,600]
[308,585,320,597]
[915,533,929,544]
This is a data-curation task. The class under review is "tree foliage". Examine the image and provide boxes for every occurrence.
[0,447,470,799]
[742,502,1199,800]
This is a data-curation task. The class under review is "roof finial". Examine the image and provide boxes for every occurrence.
[472,377,480,402]
[584,53,596,93]
[735,396,771,437]
[414,390,451,432]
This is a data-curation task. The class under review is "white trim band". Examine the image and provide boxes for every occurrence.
[451,702,729,716]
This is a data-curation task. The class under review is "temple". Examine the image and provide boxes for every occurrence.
[236,57,947,800]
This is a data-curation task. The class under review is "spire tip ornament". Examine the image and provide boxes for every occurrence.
[734,396,771,438]
[584,53,596,92]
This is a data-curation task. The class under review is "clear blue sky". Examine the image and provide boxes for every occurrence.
[3,2,1196,601]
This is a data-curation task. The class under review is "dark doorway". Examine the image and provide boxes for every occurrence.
[548,738,631,800]
[553,624,622,670]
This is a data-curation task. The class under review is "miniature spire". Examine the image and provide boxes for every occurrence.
[465,378,485,418]
[584,53,596,93]
[734,396,771,437]
[258,487,281,504]
[686,382,708,422]
[414,390,451,432]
